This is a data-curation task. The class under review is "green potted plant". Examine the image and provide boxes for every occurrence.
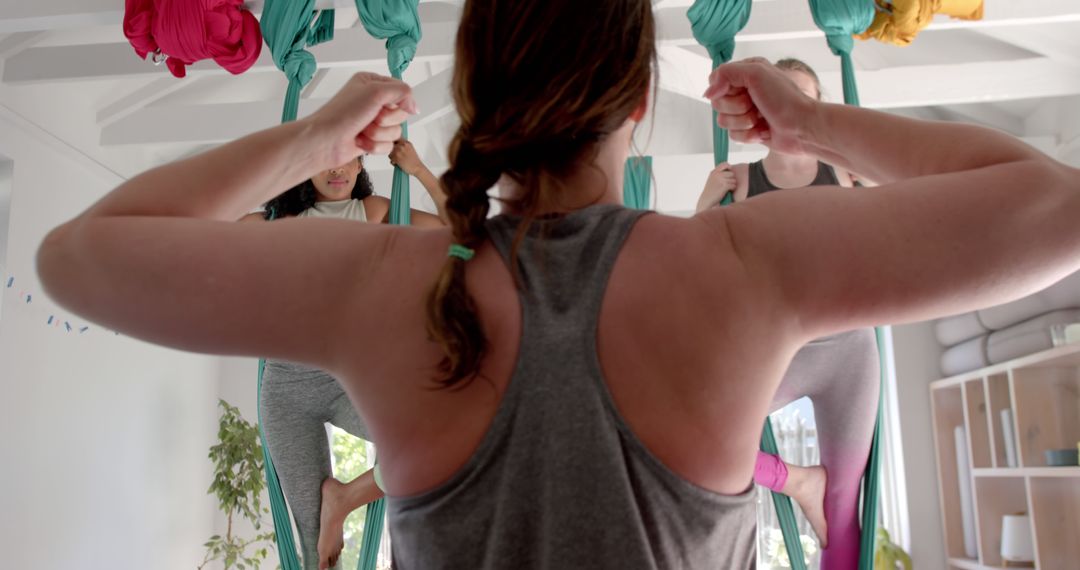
[198,400,277,570]
[874,527,913,570]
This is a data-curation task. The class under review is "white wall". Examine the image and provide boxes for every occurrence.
[891,321,947,567]
[0,156,11,321]
[0,108,221,570]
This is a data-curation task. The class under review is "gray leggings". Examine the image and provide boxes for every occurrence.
[260,360,370,570]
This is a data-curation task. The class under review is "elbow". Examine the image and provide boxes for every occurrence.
[36,221,80,306]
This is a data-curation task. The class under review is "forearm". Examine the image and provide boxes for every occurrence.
[415,166,448,221]
[803,103,1045,185]
[84,119,328,222]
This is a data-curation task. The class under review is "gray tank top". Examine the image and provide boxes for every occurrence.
[387,204,758,569]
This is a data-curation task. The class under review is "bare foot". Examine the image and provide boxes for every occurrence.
[318,477,348,570]
[784,464,829,549]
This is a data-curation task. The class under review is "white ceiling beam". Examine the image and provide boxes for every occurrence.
[974,27,1080,67]
[10,0,1080,84]
[0,31,47,59]
[101,67,452,145]
[846,58,1080,109]
[929,104,1026,135]
[302,68,331,99]
[0,0,459,34]
[3,21,458,84]
[96,77,192,127]
[100,56,1080,149]
[653,0,1080,47]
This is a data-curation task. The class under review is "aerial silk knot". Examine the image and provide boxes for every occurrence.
[282,49,317,88]
[386,34,418,79]
[688,0,752,67]
[123,0,263,79]
[826,32,855,57]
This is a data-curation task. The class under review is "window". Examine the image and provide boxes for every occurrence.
[329,426,391,570]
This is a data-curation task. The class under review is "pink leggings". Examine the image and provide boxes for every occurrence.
[754,329,880,570]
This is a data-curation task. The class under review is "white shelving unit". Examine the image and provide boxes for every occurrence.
[930,343,1080,570]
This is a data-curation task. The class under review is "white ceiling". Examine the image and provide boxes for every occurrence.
[2,0,1079,210]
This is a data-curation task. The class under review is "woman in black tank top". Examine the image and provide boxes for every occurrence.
[694,59,865,212]
[694,59,880,568]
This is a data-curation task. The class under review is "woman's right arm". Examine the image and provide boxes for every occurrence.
[698,60,1080,342]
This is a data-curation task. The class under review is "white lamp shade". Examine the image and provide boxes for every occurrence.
[1001,514,1034,562]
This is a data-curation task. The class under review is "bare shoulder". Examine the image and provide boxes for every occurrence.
[362,195,391,222]
[622,211,752,320]
[600,210,790,492]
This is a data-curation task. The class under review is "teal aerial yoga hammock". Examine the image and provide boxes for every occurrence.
[690,2,810,568]
[259,5,339,567]
[260,0,336,122]
[259,6,329,561]
[691,1,882,567]
[354,0,423,226]
[258,2,422,568]
[623,156,653,210]
[808,0,874,108]
[806,3,881,569]
[688,0,752,207]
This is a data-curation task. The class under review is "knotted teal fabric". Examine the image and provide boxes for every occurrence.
[623,156,652,210]
[261,1,336,122]
[807,0,874,106]
[354,0,422,226]
[353,0,422,79]
[688,0,753,168]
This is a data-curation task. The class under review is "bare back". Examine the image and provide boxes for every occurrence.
[331,209,790,499]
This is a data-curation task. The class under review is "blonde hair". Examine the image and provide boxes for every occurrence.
[775,58,822,100]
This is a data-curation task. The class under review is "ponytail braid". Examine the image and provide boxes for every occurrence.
[425,132,501,388]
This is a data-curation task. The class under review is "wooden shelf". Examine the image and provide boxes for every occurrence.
[931,342,1080,390]
[948,556,983,569]
[931,342,1080,569]
[973,467,1080,477]
[949,558,1034,570]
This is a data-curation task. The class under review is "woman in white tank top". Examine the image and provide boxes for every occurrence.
[242,153,444,569]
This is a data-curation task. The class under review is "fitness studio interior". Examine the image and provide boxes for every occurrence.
[2,1,1079,569]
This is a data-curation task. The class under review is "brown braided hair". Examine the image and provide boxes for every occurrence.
[425,0,657,388]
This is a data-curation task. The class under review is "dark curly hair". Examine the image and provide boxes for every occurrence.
[262,157,375,219]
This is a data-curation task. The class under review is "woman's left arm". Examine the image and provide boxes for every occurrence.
[37,74,417,367]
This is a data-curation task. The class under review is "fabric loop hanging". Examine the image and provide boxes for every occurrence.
[354,0,423,79]
[123,0,263,79]
[261,0,336,122]
[687,0,752,201]
[354,0,423,226]
[807,0,874,107]
[623,157,653,210]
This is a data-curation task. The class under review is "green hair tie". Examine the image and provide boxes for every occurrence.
[448,244,476,261]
